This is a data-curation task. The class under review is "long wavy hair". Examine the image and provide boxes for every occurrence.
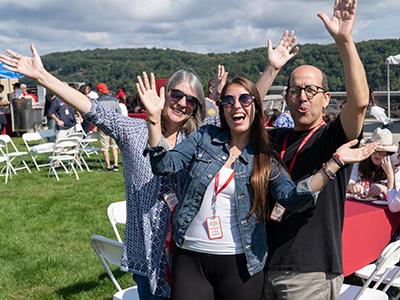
[218,77,272,220]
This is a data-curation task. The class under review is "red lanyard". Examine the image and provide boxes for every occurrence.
[214,170,235,201]
[280,121,325,173]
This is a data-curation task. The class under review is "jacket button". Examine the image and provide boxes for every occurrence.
[207,173,213,179]
[222,155,227,160]
[198,153,203,157]
[245,245,251,249]
[240,220,247,224]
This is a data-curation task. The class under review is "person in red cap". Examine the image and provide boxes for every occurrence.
[96,82,122,171]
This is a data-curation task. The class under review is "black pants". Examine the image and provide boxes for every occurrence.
[171,247,264,300]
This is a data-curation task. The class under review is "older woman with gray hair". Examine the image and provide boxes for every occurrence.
[0,45,209,300]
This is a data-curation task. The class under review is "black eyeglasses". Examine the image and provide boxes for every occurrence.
[169,89,199,110]
[287,85,327,100]
[219,94,255,109]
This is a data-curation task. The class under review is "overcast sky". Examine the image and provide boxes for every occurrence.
[0,0,398,56]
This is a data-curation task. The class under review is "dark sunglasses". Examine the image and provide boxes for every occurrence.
[169,89,199,110]
[220,94,255,109]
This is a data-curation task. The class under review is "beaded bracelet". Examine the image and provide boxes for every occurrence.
[322,163,336,180]
[332,153,345,168]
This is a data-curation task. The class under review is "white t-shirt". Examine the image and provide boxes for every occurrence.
[182,166,244,255]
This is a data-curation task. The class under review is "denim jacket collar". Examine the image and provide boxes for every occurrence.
[212,129,253,164]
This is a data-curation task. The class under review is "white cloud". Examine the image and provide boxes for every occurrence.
[0,0,398,55]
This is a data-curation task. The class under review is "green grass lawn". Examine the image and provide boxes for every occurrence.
[0,137,133,299]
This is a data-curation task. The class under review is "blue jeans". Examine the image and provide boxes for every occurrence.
[132,274,169,300]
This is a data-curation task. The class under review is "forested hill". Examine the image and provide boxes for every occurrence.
[31,39,400,94]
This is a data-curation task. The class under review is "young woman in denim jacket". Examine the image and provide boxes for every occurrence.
[139,75,377,300]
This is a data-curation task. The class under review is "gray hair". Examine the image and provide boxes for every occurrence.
[164,69,205,135]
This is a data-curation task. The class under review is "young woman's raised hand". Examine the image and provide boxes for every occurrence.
[136,72,165,120]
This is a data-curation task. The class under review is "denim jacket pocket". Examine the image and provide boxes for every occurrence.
[189,149,213,177]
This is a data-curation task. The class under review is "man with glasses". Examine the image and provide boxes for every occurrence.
[261,0,369,299]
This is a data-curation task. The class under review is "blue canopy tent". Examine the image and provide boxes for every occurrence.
[0,62,24,79]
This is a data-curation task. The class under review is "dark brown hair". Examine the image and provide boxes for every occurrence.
[218,77,272,220]
[358,157,387,183]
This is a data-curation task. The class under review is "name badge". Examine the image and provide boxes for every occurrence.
[163,192,178,212]
[270,202,286,222]
[65,108,70,115]
[206,216,223,240]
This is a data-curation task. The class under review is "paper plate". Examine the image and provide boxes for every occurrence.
[372,200,388,206]
[351,195,377,202]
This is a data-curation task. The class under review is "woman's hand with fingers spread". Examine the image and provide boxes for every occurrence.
[267,31,299,70]
[136,72,164,121]
[0,44,45,80]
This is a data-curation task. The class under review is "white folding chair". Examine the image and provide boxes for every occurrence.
[0,134,31,175]
[22,131,55,171]
[354,241,400,299]
[90,235,139,300]
[0,139,12,183]
[67,132,90,171]
[81,131,104,169]
[339,240,400,300]
[48,137,81,181]
[107,201,126,243]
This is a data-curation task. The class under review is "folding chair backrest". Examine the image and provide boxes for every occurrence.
[107,201,127,242]
[376,240,400,269]
[0,139,6,156]
[53,137,80,154]
[68,132,86,140]
[0,134,21,153]
[91,235,124,291]
[22,132,43,146]
[0,135,11,153]
[355,240,400,299]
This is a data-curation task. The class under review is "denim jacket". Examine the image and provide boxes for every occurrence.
[147,125,318,276]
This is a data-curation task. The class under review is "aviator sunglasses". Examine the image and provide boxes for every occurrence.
[169,89,199,110]
[219,94,255,109]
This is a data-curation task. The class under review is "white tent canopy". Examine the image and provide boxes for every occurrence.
[387,54,400,65]
[386,54,400,118]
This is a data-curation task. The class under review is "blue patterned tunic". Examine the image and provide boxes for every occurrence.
[84,102,185,297]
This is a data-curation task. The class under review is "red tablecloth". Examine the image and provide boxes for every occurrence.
[342,199,400,276]
[128,113,147,119]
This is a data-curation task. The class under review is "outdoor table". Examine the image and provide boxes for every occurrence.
[128,112,147,120]
[342,199,400,276]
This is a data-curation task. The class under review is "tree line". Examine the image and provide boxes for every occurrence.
[22,38,400,95]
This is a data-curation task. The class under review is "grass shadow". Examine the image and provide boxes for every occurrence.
[55,270,129,298]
